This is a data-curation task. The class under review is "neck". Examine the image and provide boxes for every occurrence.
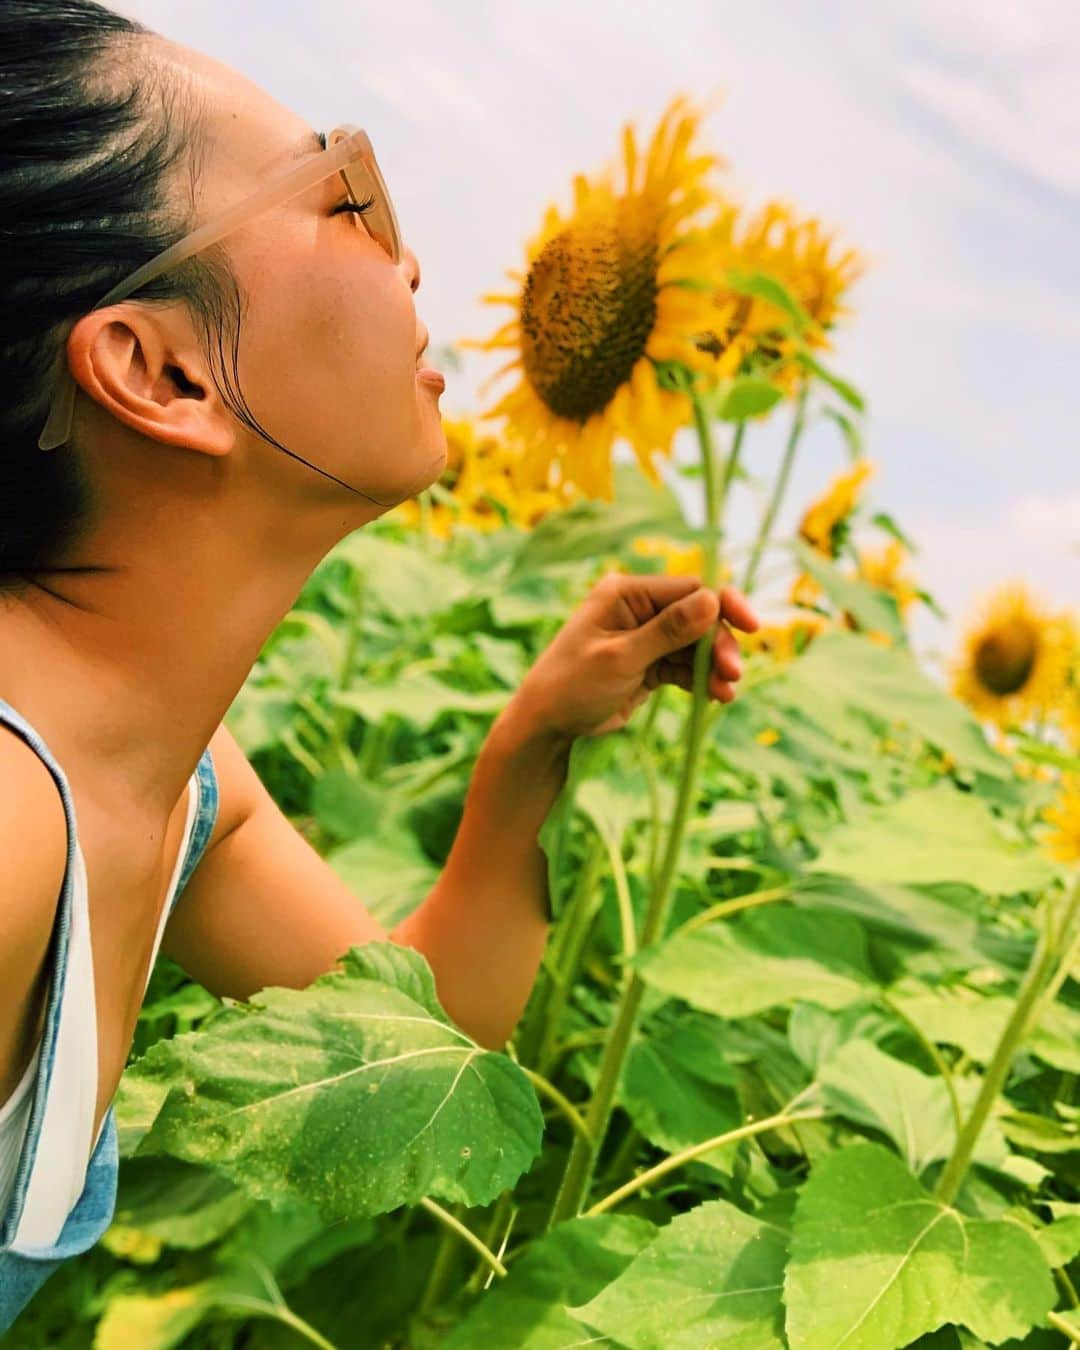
[0,500,368,818]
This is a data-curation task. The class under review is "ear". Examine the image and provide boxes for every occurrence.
[66,306,237,458]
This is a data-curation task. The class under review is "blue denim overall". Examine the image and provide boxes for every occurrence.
[0,698,219,1332]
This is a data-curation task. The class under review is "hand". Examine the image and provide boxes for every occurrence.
[515,569,761,741]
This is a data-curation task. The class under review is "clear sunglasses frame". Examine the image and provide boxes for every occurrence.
[37,124,402,452]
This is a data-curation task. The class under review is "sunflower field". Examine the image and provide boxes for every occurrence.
[11,96,1080,1350]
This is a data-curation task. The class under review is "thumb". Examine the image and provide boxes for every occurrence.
[626,585,720,668]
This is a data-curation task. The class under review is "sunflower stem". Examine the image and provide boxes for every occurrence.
[741,383,809,595]
[546,377,729,1229]
[935,875,1080,1206]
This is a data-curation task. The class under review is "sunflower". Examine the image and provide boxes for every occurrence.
[854,538,920,614]
[950,582,1075,729]
[460,93,734,500]
[1041,774,1080,863]
[697,200,864,388]
[630,534,706,578]
[787,458,876,608]
[740,613,828,662]
[389,416,579,538]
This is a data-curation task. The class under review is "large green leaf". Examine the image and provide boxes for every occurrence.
[123,943,543,1221]
[621,1014,741,1171]
[111,1157,252,1250]
[334,532,476,618]
[791,539,908,646]
[809,781,1056,894]
[326,826,438,930]
[890,985,1080,1074]
[784,1143,1055,1349]
[634,907,875,1018]
[817,1040,1017,1179]
[442,1213,657,1348]
[329,672,511,731]
[569,1199,788,1348]
[770,632,1011,778]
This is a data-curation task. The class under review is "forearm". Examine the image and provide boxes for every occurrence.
[390,697,573,1050]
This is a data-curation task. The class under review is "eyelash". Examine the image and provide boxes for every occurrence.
[332,194,377,216]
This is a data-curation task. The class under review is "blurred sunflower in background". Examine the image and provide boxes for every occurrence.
[1041,775,1080,863]
[698,200,864,391]
[950,582,1076,730]
[389,416,580,538]
[740,613,828,662]
[853,538,920,616]
[788,458,877,607]
[460,93,732,500]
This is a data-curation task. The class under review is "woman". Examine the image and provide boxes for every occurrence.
[0,0,759,1324]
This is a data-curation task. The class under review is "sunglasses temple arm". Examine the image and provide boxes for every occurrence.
[37,131,368,451]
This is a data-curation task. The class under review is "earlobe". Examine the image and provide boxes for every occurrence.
[68,311,236,459]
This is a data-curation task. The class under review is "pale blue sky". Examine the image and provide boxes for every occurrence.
[117,0,1079,675]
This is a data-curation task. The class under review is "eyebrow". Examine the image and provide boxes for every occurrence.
[290,129,327,161]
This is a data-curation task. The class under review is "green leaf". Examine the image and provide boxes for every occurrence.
[712,376,784,422]
[124,943,543,1221]
[726,267,814,334]
[329,672,511,731]
[334,532,475,618]
[1034,1213,1080,1267]
[793,348,866,411]
[569,1199,788,1348]
[890,986,1080,1074]
[95,1280,224,1350]
[325,826,438,930]
[112,1157,252,1250]
[823,405,865,459]
[809,780,1056,894]
[621,1014,741,1171]
[817,1040,1013,1177]
[870,510,919,553]
[791,539,908,646]
[442,1213,657,1348]
[785,1143,1055,1349]
[310,770,388,842]
[770,631,1011,778]
[635,907,875,1018]
[506,491,684,578]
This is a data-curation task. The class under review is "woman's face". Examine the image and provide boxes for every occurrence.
[156,39,448,513]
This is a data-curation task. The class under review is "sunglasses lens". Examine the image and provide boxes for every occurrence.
[342,157,402,262]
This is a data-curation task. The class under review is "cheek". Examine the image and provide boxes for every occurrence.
[237,242,417,447]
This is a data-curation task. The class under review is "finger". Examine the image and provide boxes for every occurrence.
[709,671,737,701]
[718,586,761,632]
[627,585,720,668]
[713,627,744,680]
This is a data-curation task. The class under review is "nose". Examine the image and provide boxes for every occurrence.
[399,243,420,294]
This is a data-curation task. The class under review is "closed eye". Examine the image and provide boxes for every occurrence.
[332,194,377,216]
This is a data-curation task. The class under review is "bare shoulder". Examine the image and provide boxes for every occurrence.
[202,721,277,854]
[0,722,68,1097]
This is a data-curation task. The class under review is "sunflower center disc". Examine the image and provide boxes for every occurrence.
[520,215,658,422]
[974,620,1037,696]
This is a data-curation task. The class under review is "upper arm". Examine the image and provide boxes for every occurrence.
[160,723,388,1001]
[0,726,67,1102]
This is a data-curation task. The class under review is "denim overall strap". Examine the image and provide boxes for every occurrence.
[0,709,218,1332]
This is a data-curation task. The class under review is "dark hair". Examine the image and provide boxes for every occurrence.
[0,0,252,600]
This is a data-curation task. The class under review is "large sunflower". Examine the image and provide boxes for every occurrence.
[461,94,731,500]
[950,582,1075,729]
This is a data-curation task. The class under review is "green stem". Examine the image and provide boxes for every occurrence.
[329,566,366,773]
[600,832,637,969]
[1048,1309,1080,1346]
[676,883,791,937]
[547,382,730,1229]
[516,832,605,1070]
[585,1107,824,1217]
[935,878,1080,1206]
[418,1196,507,1282]
[519,1067,592,1143]
[741,384,809,596]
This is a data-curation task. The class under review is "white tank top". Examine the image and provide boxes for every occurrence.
[0,772,199,1243]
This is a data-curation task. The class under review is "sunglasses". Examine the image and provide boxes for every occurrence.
[37,124,402,452]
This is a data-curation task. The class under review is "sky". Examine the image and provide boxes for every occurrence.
[114,0,1080,679]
